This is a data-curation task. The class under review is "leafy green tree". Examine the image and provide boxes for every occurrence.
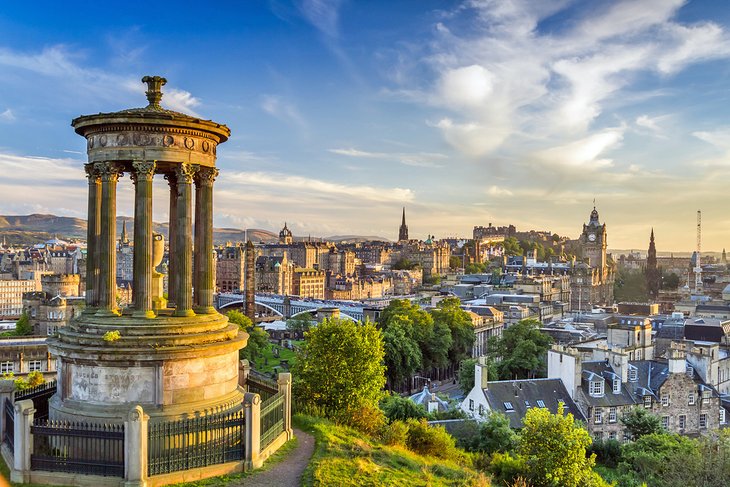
[15,370,45,391]
[620,407,663,440]
[502,237,522,256]
[430,298,475,367]
[286,314,314,334]
[619,432,699,486]
[471,411,517,455]
[488,318,552,379]
[465,262,487,274]
[458,358,498,392]
[227,310,270,363]
[293,318,386,423]
[380,394,428,422]
[392,258,419,270]
[449,256,462,270]
[15,311,32,336]
[614,268,649,302]
[382,318,422,388]
[519,404,608,487]
[660,430,730,487]
[662,272,680,290]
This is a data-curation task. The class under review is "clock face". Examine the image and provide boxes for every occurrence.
[588,233,596,242]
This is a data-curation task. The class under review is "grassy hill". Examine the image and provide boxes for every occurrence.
[295,415,488,487]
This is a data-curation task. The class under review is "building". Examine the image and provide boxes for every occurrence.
[215,244,245,292]
[116,220,134,284]
[0,336,56,377]
[398,207,408,242]
[256,254,294,295]
[293,268,325,299]
[278,222,293,245]
[462,306,504,357]
[0,279,38,319]
[571,206,615,310]
[646,229,660,300]
[23,274,84,335]
[461,357,585,427]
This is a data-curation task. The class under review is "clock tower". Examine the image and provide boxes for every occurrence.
[571,204,614,310]
[581,205,607,270]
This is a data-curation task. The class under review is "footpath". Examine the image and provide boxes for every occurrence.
[232,428,315,487]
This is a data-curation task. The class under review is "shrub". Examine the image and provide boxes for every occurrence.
[380,394,427,422]
[342,405,386,437]
[381,420,409,446]
[15,371,45,391]
[405,418,460,461]
[590,439,622,468]
[488,452,526,485]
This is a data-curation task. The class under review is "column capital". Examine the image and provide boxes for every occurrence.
[130,161,156,184]
[174,163,197,184]
[195,166,219,187]
[84,163,101,182]
[95,162,124,182]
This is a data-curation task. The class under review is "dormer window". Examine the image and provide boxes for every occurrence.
[643,395,652,408]
[613,378,621,394]
[628,366,638,382]
[590,379,604,397]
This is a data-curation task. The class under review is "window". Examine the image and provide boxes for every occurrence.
[608,431,617,440]
[702,390,711,405]
[628,367,638,382]
[613,378,621,394]
[721,409,726,425]
[503,402,514,411]
[478,405,484,415]
[469,399,474,411]
[0,362,13,374]
[689,392,695,405]
[644,395,652,408]
[590,380,604,397]
[700,413,707,429]
[28,360,42,372]
[594,431,603,441]
[524,400,531,408]
[661,393,669,406]
[594,408,603,424]
[661,416,669,429]
[609,407,617,423]
[536,400,546,408]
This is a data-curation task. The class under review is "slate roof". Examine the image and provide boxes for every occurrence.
[579,361,637,407]
[409,386,450,412]
[482,378,585,428]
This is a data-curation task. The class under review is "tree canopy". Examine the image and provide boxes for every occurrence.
[293,318,386,422]
[620,407,663,440]
[488,318,552,379]
[15,311,32,336]
[227,310,270,364]
[430,297,475,367]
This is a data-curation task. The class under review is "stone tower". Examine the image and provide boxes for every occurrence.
[580,206,607,270]
[398,207,409,242]
[47,76,248,423]
[645,228,660,300]
[279,222,293,245]
[244,239,256,321]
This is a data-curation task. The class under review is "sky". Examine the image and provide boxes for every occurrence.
[1,0,730,251]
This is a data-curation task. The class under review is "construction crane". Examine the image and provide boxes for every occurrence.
[695,210,702,294]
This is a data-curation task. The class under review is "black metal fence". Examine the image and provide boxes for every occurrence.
[30,420,125,477]
[246,372,279,402]
[4,398,14,449]
[260,391,285,450]
[147,407,245,476]
[16,380,57,420]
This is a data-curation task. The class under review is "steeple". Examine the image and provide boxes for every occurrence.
[646,228,659,300]
[398,207,409,242]
[120,220,129,245]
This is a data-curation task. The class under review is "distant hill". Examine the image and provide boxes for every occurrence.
[0,214,278,246]
[324,235,391,243]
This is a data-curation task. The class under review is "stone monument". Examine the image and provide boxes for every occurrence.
[47,76,248,422]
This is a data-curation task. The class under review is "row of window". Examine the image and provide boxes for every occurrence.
[0,360,43,373]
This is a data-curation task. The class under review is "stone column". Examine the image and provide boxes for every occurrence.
[96,162,122,316]
[165,174,178,308]
[131,161,156,318]
[11,399,34,484]
[124,405,148,487]
[84,163,101,308]
[174,163,196,317]
[243,392,261,470]
[277,372,293,440]
[194,167,218,314]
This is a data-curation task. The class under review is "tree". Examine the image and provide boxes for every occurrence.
[449,256,462,270]
[382,318,422,388]
[471,411,517,455]
[620,432,699,486]
[392,258,419,270]
[662,272,680,290]
[458,358,498,392]
[465,262,487,274]
[488,319,552,379]
[620,407,663,440]
[380,394,428,422]
[286,314,314,334]
[293,318,386,423]
[614,268,649,302]
[15,311,32,336]
[430,298,475,367]
[15,370,45,391]
[518,404,608,487]
[227,310,270,363]
[502,237,522,256]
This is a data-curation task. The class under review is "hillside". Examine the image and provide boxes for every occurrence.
[295,415,487,487]
[0,214,278,245]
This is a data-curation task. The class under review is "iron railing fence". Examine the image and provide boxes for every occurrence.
[260,391,285,450]
[16,380,57,420]
[30,419,125,477]
[147,406,245,476]
[246,372,278,402]
[3,398,14,449]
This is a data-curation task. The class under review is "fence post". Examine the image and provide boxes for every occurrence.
[0,380,14,442]
[244,392,261,470]
[239,359,250,388]
[10,399,34,484]
[124,405,148,487]
[277,372,293,440]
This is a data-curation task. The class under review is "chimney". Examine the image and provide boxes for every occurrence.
[668,346,686,374]
[475,356,490,390]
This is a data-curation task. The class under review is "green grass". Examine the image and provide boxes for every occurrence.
[294,415,489,487]
[252,340,303,375]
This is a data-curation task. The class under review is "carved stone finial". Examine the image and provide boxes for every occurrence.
[142,76,167,108]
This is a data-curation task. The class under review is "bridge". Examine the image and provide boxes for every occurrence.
[216,293,366,322]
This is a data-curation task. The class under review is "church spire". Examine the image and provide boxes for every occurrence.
[646,228,659,300]
[398,207,409,242]
[121,220,129,245]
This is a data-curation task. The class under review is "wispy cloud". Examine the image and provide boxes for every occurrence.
[261,95,306,128]
[297,0,343,38]
[0,109,14,122]
[329,147,445,168]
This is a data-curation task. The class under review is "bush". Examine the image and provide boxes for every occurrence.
[590,439,622,468]
[15,371,45,391]
[342,405,386,437]
[487,452,526,485]
[405,418,461,461]
[381,420,409,446]
[380,394,428,422]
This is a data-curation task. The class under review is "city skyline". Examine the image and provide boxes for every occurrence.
[1,1,730,250]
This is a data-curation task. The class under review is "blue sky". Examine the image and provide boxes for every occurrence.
[1,0,730,251]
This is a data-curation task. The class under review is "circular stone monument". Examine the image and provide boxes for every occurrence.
[47,76,248,422]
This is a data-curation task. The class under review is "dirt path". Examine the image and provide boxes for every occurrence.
[236,428,315,487]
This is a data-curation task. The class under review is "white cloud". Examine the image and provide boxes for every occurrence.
[297,0,343,38]
[328,148,445,167]
[261,95,306,128]
[437,65,495,111]
[533,128,624,171]
[163,88,202,117]
[0,109,14,122]
[635,114,662,132]
[486,185,513,197]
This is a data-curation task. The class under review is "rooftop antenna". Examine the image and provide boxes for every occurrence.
[695,210,702,294]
